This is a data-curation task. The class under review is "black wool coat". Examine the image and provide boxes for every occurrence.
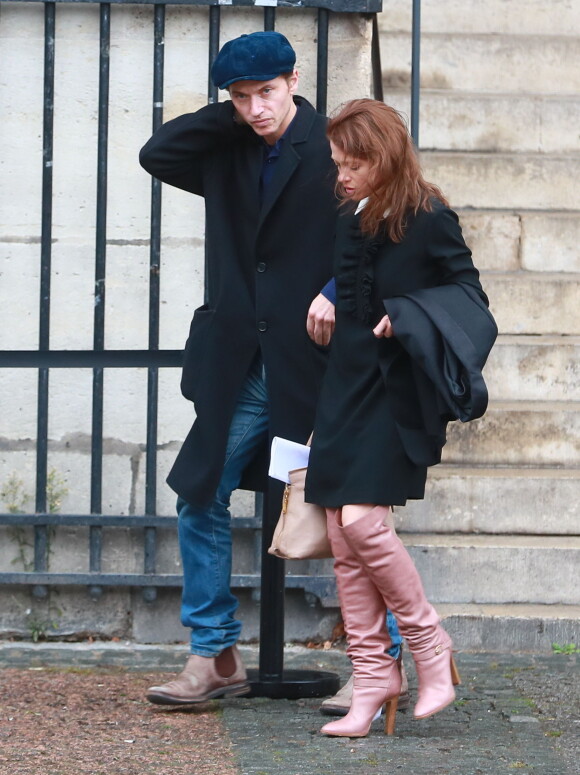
[139,97,337,507]
[306,204,491,508]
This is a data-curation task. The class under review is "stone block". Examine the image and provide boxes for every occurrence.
[131,587,338,645]
[484,335,580,401]
[459,211,521,271]
[534,95,580,155]
[385,91,580,154]
[400,466,580,535]
[402,534,580,605]
[453,209,580,275]
[31,448,148,517]
[131,587,189,644]
[0,369,38,439]
[0,243,41,350]
[437,603,580,653]
[0,586,131,640]
[0,449,38,518]
[0,525,35,573]
[380,33,580,94]
[483,273,580,335]
[236,588,339,644]
[421,152,579,211]
[443,402,580,467]
[379,0,580,36]
[521,212,580,272]
[0,10,45,242]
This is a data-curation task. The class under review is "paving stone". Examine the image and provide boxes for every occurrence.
[221,651,578,775]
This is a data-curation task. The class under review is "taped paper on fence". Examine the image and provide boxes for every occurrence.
[268,437,310,483]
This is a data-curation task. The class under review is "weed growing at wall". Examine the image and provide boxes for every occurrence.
[1,468,69,571]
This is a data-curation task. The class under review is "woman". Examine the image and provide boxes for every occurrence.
[305,99,490,738]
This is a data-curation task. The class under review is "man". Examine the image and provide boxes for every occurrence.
[139,30,405,712]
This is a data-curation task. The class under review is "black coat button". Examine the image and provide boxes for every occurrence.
[257,262,267,273]
[258,321,268,332]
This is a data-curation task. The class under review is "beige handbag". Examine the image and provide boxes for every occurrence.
[268,465,332,560]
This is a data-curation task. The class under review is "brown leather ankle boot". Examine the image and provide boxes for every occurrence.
[146,644,250,704]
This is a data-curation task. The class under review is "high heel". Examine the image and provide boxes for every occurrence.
[451,655,461,686]
[384,695,399,735]
[341,506,460,723]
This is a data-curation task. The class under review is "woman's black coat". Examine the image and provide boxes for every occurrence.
[305,204,492,508]
[139,97,337,507]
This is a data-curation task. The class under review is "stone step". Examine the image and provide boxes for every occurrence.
[399,534,580,605]
[484,336,580,402]
[436,604,580,654]
[400,466,580,535]
[384,90,580,154]
[420,151,578,211]
[379,33,579,94]
[483,272,579,336]
[443,401,580,467]
[456,210,580,274]
[2,604,579,658]
[379,0,580,37]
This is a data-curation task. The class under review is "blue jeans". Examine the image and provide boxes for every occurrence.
[177,357,403,659]
[177,356,269,657]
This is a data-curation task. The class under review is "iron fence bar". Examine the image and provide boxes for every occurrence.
[411,0,421,146]
[315,7,329,114]
[205,5,220,306]
[207,5,220,104]
[143,2,166,602]
[371,13,383,101]
[0,513,262,528]
[33,1,57,600]
[89,2,111,599]
[263,6,275,30]
[258,491,286,681]
[10,0,381,9]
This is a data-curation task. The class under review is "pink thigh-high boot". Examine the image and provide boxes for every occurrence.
[320,509,401,738]
[342,506,460,720]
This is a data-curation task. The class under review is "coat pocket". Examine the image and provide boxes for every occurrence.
[180,305,215,402]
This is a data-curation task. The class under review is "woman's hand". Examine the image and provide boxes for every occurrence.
[373,314,394,339]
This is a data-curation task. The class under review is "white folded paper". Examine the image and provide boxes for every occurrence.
[269,436,311,483]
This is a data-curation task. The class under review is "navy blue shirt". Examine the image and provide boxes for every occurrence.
[260,109,336,304]
[260,124,291,201]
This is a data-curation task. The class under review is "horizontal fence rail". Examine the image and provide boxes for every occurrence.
[13,0,381,8]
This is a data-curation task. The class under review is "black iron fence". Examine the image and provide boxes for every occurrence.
[0,0,422,614]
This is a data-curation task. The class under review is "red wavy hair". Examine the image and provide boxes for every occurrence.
[326,99,448,241]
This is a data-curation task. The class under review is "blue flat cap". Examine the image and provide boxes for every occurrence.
[211,31,296,90]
